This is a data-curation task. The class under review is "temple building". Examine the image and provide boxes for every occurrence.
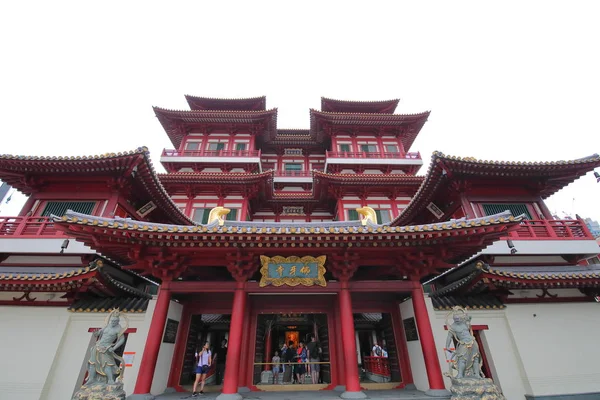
[1,95,599,400]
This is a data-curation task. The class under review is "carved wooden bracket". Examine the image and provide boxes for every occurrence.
[225,251,257,282]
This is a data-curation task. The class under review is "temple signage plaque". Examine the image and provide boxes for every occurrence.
[259,255,327,287]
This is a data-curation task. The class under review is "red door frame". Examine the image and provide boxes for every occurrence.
[167,295,235,391]
[245,294,341,390]
[350,295,414,388]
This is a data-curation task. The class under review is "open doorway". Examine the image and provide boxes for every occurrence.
[354,312,402,384]
[179,313,231,391]
[253,313,330,388]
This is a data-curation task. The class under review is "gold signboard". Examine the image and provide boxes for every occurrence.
[259,255,327,287]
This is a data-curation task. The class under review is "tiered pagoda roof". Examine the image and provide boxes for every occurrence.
[392,152,600,226]
[321,97,400,114]
[309,109,430,150]
[185,95,266,111]
[0,148,193,225]
[153,107,278,149]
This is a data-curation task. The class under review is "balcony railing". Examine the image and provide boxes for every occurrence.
[363,356,391,377]
[274,170,313,177]
[507,219,594,240]
[162,149,261,158]
[0,216,64,237]
[326,151,421,160]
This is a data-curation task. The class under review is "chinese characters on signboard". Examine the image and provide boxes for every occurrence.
[259,255,327,287]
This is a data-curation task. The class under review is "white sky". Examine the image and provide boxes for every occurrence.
[1,1,599,221]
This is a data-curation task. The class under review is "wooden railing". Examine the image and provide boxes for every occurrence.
[507,219,594,240]
[326,151,421,160]
[363,356,390,377]
[162,149,261,158]
[0,216,65,237]
[274,170,313,177]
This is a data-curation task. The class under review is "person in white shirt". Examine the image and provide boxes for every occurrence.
[192,342,212,397]
[372,341,383,357]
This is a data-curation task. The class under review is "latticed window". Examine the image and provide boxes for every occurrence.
[235,143,246,151]
[284,163,302,171]
[193,208,211,224]
[375,209,391,224]
[339,144,351,152]
[361,144,378,153]
[226,209,238,221]
[40,201,96,217]
[482,203,532,219]
[348,209,359,221]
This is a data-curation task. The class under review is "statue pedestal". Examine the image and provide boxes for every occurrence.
[450,377,505,400]
[73,382,126,400]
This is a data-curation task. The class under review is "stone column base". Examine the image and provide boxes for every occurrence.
[216,394,243,400]
[340,391,367,399]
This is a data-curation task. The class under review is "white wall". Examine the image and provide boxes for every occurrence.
[426,298,600,399]
[0,307,70,400]
[399,299,428,391]
[42,311,150,400]
[505,303,600,397]
[0,301,173,400]
[151,300,183,395]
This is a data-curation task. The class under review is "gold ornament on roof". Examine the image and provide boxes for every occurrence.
[207,206,230,226]
[356,206,378,226]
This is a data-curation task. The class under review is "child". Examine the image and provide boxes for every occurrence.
[272,351,281,384]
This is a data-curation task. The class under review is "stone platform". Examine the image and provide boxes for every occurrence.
[155,389,449,400]
[449,378,505,400]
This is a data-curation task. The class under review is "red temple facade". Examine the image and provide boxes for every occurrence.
[1,95,599,400]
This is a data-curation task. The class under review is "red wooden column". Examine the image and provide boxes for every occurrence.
[411,284,449,396]
[339,280,366,399]
[264,323,272,371]
[217,281,246,400]
[134,282,172,395]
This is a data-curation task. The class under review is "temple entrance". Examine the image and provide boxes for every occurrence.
[179,313,231,391]
[253,313,331,389]
[355,312,402,385]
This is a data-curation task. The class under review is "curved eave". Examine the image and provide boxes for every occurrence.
[321,97,400,114]
[52,211,522,265]
[313,171,424,186]
[0,265,98,290]
[154,107,278,149]
[158,170,274,186]
[0,148,147,195]
[185,95,267,111]
[392,152,600,226]
[310,109,430,150]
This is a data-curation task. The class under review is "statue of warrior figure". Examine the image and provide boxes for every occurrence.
[85,309,128,385]
[445,306,484,379]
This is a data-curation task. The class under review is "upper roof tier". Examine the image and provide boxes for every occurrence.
[154,95,430,149]
[309,109,430,151]
[392,152,600,226]
[185,95,267,111]
[321,97,400,114]
[153,107,278,149]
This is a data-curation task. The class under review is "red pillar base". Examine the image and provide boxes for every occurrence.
[133,285,172,395]
[217,283,246,400]
[339,284,367,399]
[411,284,450,395]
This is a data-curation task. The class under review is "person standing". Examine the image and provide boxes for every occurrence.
[283,341,295,384]
[215,339,227,385]
[372,341,383,357]
[295,341,307,384]
[306,335,321,384]
[271,351,281,384]
[192,342,212,397]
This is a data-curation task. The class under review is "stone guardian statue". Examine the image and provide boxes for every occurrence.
[444,306,505,400]
[73,308,129,400]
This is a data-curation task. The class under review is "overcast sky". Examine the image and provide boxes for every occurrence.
[1,1,599,221]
